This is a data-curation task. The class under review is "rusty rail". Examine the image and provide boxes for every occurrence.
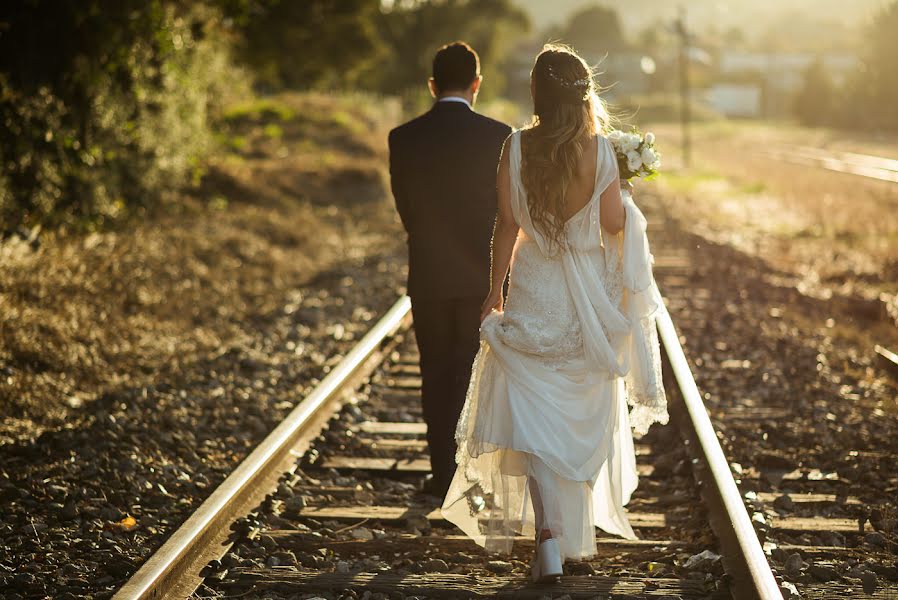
[114,296,412,599]
[656,300,783,600]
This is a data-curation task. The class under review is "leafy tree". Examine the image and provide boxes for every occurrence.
[0,1,239,228]
[235,0,386,90]
[851,1,898,129]
[557,4,628,60]
[0,0,533,228]
[374,0,529,100]
[794,59,835,126]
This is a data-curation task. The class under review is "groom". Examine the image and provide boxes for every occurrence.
[388,42,511,496]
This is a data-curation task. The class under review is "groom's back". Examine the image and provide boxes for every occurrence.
[389,102,510,299]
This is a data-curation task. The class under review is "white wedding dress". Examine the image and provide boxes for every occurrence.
[441,130,668,561]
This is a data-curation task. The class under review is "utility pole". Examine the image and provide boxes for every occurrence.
[675,6,691,168]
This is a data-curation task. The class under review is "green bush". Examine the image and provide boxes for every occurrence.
[0,2,247,230]
[0,0,531,230]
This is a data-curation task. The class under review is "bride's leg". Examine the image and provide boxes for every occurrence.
[528,475,553,543]
[527,464,563,582]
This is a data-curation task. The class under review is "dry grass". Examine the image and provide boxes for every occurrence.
[0,92,404,441]
[645,121,898,309]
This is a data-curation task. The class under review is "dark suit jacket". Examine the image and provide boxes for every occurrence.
[389,101,512,299]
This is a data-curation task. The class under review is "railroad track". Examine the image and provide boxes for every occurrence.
[112,284,898,598]
[758,145,898,184]
[113,236,896,599]
[112,281,788,599]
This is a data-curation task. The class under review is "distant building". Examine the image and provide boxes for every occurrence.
[715,51,859,116]
[706,84,762,118]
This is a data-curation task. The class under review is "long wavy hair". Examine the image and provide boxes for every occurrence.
[521,44,610,252]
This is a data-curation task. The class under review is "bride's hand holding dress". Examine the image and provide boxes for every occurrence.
[480,141,518,323]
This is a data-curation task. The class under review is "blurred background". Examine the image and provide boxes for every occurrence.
[2,0,896,415]
[1,4,896,597]
[2,0,897,427]
[1,0,895,230]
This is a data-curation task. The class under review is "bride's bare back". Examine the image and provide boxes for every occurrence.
[561,135,599,221]
[514,133,625,234]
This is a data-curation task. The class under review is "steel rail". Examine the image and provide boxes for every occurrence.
[114,296,412,600]
[656,301,783,600]
[874,344,898,375]
[779,144,898,173]
[758,147,898,184]
[117,286,781,599]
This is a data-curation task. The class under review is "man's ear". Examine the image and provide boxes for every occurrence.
[470,75,483,95]
[428,78,439,99]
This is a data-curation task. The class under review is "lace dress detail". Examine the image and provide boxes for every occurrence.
[497,237,583,369]
[442,130,667,561]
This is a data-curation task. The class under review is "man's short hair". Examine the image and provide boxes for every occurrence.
[432,41,480,93]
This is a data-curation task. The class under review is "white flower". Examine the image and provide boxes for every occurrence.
[640,146,657,168]
[645,132,655,145]
[621,133,640,153]
[608,129,623,142]
[626,150,643,171]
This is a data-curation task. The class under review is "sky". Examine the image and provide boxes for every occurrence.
[511,0,887,33]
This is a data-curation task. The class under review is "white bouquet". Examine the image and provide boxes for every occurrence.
[608,129,661,181]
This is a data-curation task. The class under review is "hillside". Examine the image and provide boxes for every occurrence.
[0,93,406,443]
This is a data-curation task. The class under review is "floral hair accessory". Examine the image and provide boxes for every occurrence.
[545,65,590,102]
[545,66,590,91]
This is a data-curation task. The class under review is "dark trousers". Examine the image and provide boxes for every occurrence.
[410,295,482,495]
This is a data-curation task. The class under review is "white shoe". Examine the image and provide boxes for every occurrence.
[531,537,563,583]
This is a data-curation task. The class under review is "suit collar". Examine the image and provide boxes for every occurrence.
[437,96,472,108]
[431,100,473,113]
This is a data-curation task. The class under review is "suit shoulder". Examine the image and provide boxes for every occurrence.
[390,113,430,141]
[472,112,512,136]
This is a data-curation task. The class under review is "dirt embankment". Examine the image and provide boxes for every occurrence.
[0,93,409,598]
[0,92,405,443]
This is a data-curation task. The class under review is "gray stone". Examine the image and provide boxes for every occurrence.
[349,527,374,541]
[773,494,794,511]
[404,515,430,534]
[222,552,242,568]
[784,553,803,575]
[683,549,721,571]
[422,558,449,572]
[298,552,319,568]
[808,563,839,582]
[486,560,513,573]
[271,550,296,566]
[861,571,877,594]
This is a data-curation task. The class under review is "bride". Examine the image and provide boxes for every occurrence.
[441,44,669,582]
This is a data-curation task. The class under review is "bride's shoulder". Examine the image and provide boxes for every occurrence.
[595,132,617,153]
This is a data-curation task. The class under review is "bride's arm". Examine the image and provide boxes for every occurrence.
[600,177,626,235]
[481,139,519,321]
